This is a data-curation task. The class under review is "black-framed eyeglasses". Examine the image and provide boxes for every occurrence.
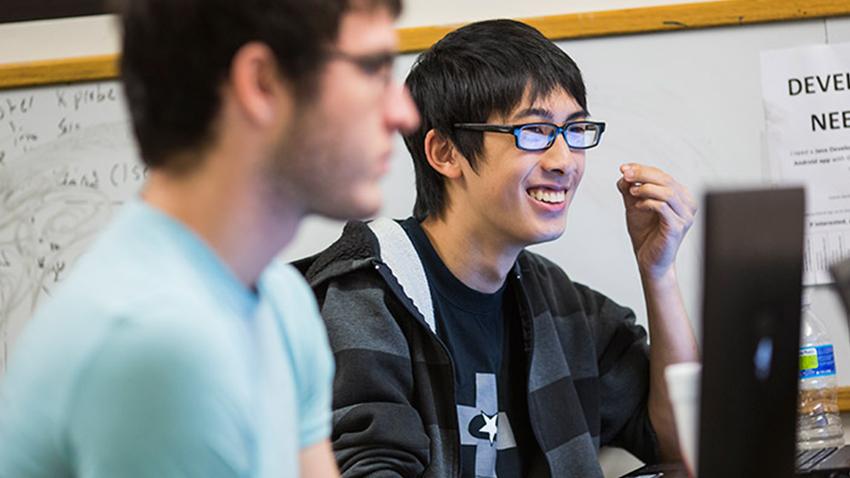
[453,120,607,151]
[326,50,396,85]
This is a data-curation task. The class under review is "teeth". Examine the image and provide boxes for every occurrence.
[528,188,566,204]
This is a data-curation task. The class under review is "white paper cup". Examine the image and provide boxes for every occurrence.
[664,362,701,477]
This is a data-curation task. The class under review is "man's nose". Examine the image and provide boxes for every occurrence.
[386,83,420,134]
[541,132,579,175]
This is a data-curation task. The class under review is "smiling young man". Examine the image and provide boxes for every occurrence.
[298,19,698,478]
[0,0,417,477]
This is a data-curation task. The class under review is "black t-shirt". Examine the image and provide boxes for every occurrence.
[402,218,540,478]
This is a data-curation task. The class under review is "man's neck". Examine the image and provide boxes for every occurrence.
[142,156,303,289]
[420,212,522,294]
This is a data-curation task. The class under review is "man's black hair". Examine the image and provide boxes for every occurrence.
[403,19,587,220]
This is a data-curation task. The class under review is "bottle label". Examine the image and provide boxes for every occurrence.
[799,345,837,378]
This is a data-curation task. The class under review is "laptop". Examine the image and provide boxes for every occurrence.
[623,187,850,478]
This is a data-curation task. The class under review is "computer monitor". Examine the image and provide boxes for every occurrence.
[698,187,805,478]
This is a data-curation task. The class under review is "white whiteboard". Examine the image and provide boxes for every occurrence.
[0,81,143,371]
[2,17,850,384]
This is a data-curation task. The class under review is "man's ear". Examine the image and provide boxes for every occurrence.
[424,129,463,179]
[228,41,293,127]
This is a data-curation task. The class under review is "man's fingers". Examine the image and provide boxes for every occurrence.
[633,198,690,232]
[620,163,672,187]
[627,183,694,222]
[620,163,698,216]
[617,177,639,207]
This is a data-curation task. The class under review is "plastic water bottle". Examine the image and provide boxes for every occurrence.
[797,301,845,450]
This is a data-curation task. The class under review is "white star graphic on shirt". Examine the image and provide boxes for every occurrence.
[479,411,498,446]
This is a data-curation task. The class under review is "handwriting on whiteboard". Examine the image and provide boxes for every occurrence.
[0,81,144,372]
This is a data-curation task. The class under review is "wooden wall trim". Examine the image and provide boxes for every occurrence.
[0,54,118,89]
[396,0,850,52]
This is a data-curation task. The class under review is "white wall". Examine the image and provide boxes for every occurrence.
[0,15,118,64]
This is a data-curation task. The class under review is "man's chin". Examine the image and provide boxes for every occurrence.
[525,222,567,246]
[533,231,564,245]
[314,194,382,221]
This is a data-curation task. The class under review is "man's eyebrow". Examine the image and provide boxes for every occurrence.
[512,107,590,122]
[565,109,590,122]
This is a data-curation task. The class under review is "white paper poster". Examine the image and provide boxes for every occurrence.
[761,42,850,285]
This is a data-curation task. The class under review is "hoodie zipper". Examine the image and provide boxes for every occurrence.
[372,259,462,477]
[511,267,553,477]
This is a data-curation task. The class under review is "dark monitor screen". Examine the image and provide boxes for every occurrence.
[699,187,805,478]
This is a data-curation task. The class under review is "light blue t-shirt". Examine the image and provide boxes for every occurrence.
[0,201,334,478]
